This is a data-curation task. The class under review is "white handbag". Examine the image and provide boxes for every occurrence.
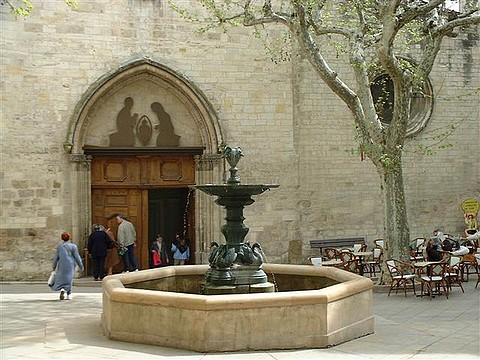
[47,270,56,286]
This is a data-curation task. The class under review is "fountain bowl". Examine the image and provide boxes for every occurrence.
[102,264,373,352]
[195,183,279,197]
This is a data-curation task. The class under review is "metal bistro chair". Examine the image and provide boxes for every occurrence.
[343,258,361,273]
[339,250,360,274]
[459,253,478,282]
[365,246,383,277]
[386,259,416,297]
[322,247,339,260]
[373,239,386,250]
[418,262,449,300]
[353,243,367,253]
[410,237,426,262]
[309,257,323,266]
[445,256,464,293]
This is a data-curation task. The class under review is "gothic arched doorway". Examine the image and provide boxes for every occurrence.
[65,58,224,271]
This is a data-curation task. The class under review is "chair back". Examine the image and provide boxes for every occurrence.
[373,247,382,260]
[386,259,398,276]
[343,259,359,273]
[415,238,425,248]
[428,263,447,277]
[353,244,362,252]
[323,247,338,260]
[374,239,385,249]
[339,250,354,262]
[449,256,461,267]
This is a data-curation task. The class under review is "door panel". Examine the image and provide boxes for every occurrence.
[92,188,148,270]
[91,154,196,272]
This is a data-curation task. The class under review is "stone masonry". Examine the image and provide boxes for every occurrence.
[1,1,479,280]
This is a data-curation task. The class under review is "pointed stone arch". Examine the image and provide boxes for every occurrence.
[65,58,223,154]
[66,59,224,262]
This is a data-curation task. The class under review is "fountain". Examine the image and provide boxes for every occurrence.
[197,146,279,294]
[102,146,374,352]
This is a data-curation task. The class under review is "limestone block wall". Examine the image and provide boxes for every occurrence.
[1,1,478,279]
[0,1,297,279]
[293,36,479,245]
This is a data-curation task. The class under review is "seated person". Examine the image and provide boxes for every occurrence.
[426,229,445,262]
[442,238,455,252]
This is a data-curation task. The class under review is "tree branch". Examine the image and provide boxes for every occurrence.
[377,1,404,80]
[398,0,445,25]
[434,12,480,37]
[243,0,290,26]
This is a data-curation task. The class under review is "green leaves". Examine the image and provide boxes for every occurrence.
[6,0,34,17]
[4,0,78,17]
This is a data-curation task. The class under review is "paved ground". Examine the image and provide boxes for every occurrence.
[1,279,479,360]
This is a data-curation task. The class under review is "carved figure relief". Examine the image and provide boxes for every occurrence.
[151,102,181,147]
[109,97,138,147]
[109,98,181,147]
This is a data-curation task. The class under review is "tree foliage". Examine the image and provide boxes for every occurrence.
[1,0,77,17]
[170,0,479,263]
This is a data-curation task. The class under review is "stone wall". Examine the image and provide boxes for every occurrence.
[1,1,478,280]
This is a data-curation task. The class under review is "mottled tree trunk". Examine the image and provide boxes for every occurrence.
[378,158,410,283]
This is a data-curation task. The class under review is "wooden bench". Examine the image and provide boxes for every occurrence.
[310,237,366,253]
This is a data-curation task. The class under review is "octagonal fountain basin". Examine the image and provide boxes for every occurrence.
[102,264,373,352]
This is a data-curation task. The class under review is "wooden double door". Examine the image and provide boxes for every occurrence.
[90,153,196,271]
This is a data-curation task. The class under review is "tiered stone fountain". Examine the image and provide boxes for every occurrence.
[197,146,279,294]
[102,146,374,352]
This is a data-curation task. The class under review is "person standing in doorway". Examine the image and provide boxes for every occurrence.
[87,224,109,281]
[103,226,119,276]
[116,214,139,273]
[171,235,190,265]
[151,234,169,268]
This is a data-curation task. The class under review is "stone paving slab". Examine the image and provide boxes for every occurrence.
[1,280,479,359]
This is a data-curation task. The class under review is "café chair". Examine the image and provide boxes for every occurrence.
[386,259,416,297]
[418,262,449,300]
[339,249,355,263]
[353,243,367,252]
[322,247,339,260]
[343,258,361,274]
[445,256,464,293]
[410,237,426,262]
[373,239,385,249]
[309,257,323,266]
[459,253,477,282]
[365,246,383,277]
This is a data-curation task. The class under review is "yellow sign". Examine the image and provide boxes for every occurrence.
[461,198,479,215]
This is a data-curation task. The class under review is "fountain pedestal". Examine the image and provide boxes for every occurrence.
[195,147,279,294]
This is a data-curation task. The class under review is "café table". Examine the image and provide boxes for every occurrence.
[321,259,343,267]
[412,261,438,269]
[352,251,373,276]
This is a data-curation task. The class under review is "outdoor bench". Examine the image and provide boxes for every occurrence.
[310,237,366,253]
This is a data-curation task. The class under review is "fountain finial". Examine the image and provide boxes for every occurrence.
[224,146,243,184]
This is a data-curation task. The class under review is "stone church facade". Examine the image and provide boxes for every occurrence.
[1,1,478,280]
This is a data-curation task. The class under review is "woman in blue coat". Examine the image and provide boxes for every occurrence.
[50,232,84,300]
